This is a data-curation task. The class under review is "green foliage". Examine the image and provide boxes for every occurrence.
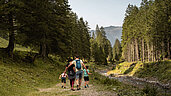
[92,72,120,86]
[134,60,171,83]
[90,25,112,65]
[122,0,171,62]
[91,72,144,96]
[124,63,136,74]
[113,39,121,61]
[0,0,91,60]
[0,37,31,52]
[72,17,91,59]
[0,51,65,96]
[142,85,158,96]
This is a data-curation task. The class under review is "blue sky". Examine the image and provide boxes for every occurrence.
[68,0,142,30]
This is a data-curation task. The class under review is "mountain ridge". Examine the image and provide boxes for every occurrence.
[90,26,122,46]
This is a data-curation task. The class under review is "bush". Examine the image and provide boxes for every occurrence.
[142,85,158,96]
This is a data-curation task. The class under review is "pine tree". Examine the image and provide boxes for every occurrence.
[113,39,121,61]
[121,0,171,62]
[0,0,24,57]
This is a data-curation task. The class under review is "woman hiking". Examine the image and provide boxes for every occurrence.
[65,58,76,91]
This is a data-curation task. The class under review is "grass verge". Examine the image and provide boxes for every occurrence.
[90,72,145,96]
[0,51,65,96]
[134,60,171,83]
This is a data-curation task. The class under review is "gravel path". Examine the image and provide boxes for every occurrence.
[27,80,117,96]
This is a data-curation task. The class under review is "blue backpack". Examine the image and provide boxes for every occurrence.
[76,59,81,69]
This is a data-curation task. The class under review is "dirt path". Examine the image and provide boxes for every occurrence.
[27,80,117,96]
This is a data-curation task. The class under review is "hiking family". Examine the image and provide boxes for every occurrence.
[59,55,91,91]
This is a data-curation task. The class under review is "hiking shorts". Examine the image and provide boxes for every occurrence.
[61,77,66,83]
[76,70,83,79]
[84,76,89,81]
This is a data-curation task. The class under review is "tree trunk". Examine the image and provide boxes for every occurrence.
[133,41,135,62]
[39,43,48,58]
[128,43,131,62]
[130,42,133,62]
[6,12,15,57]
[167,38,170,59]
[142,39,145,62]
[147,42,150,62]
[161,41,165,60]
[165,2,170,59]
[153,45,156,62]
[151,44,154,62]
[156,50,159,61]
[39,33,48,58]
[135,38,139,61]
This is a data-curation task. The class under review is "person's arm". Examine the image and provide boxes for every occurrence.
[64,62,73,73]
[88,72,92,75]
[87,69,92,75]
[73,67,75,72]
[64,67,68,74]
[66,74,68,78]
[59,75,61,79]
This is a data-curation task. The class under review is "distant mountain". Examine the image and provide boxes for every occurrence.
[90,26,122,46]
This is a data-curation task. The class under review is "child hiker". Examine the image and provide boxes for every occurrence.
[83,66,91,88]
[59,72,68,88]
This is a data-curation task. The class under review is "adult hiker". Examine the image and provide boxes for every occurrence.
[65,58,76,91]
[64,55,88,90]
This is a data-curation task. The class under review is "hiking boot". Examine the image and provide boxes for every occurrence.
[71,89,75,91]
[87,84,89,88]
[61,86,63,88]
[64,87,66,88]
[77,85,79,90]
[84,86,87,88]
[77,88,81,90]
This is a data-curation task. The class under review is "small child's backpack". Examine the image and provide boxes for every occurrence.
[76,59,81,69]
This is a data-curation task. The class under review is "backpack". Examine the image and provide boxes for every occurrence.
[69,70,75,76]
[76,59,81,69]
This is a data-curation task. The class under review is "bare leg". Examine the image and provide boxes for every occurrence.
[70,79,72,88]
[87,81,89,85]
[71,79,75,89]
[76,79,79,86]
[61,82,64,88]
[87,81,89,87]
[64,83,66,87]
[79,78,82,88]
[84,81,86,86]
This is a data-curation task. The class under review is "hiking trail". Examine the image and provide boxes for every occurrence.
[27,80,117,96]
